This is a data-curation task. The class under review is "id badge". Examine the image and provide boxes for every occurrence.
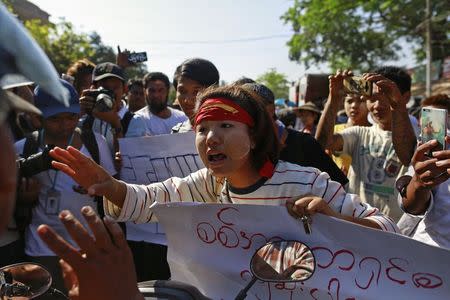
[45,189,61,215]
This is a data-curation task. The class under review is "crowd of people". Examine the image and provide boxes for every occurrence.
[1,7,449,299]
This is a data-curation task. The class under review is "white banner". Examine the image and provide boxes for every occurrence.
[152,202,450,300]
[119,133,204,242]
[120,132,203,184]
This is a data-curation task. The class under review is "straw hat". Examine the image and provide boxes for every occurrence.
[296,102,321,114]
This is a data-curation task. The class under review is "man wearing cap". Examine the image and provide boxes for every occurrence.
[0,86,42,267]
[14,79,115,292]
[294,102,321,136]
[81,62,148,156]
[135,72,187,135]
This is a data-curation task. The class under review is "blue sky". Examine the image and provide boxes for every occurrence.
[31,0,413,83]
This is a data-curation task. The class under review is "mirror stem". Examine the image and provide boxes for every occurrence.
[235,276,258,300]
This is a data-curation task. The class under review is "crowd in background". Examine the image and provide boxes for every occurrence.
[1,20,449,299]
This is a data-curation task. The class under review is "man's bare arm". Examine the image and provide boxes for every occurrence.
[391,107,416,165]
[315,71,349,152]
[363,74,416,165]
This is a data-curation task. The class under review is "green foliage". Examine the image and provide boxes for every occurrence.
[2,0,14,12]
[23,19,148,79]
[24,18,95,74]
[281,0,450,71]
[256,68,289,100]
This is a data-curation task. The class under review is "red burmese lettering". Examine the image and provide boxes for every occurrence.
[385,258,408,285]
[412,273,443,289]
[196,222,216,244]
[354,257,382,290]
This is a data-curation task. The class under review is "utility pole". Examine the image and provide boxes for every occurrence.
[425,0,432,97]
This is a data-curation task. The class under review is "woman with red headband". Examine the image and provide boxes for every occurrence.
[35,85,398,299]
[42,85,398,233]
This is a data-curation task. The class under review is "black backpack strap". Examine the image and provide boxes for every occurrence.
[77,126,105,218]
[79,126,99,165]
[78,126,125,234]
[22,131,40,158]
[120,111,134,136]
[15,131,41,235]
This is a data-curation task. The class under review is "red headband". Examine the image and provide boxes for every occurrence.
[194,98,254,127]
[195,97,275,178]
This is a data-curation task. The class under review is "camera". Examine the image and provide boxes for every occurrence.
[343,76,373,97]
[84,87,115,113]
[17,145,55,178]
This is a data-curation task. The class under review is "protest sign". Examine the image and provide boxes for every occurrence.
[119,132,203,184]
[152,202,450,300]
[119,133,203,242]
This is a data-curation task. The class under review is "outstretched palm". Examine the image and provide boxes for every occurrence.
[50,146,112,195]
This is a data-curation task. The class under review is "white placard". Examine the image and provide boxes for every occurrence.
[119,133,204,241]
[152,202,450,300]
[119,132,203,184]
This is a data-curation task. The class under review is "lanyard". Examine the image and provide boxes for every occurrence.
[41,129,74,189]
[101,120,109,137]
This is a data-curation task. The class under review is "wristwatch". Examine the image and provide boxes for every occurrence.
[395,175,412,198]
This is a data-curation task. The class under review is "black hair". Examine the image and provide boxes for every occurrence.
[173,58,219,89]
[143,72,170,89]
[195,85,280,172]
[421,94,450,111]
[127,78,143,90]
[372,66,411,95]
[232,77,255,86]
[65,58,95,95]
[277,108,297,128]
[241,83,275,105]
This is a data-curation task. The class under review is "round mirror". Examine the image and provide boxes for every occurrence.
[0,263,52,299]
[250,241,315,282]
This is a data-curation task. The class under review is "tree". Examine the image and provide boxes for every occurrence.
[24,18,95,74]
[256,68,289,100]
[24,20,148,78]
[281,0,450,71]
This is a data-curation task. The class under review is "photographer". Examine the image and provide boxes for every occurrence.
[14,80,115,293]
[315,67,417,222]
[0,85,42,267]
[79,62,148,160]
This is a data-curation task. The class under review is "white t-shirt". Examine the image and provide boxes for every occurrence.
[127,106,188,244]
[340,124,408,221]
[91,108,149,154]
[135,106,188,136]
[15,133,115,256]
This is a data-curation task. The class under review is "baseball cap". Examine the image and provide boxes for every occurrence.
[92,62,125,83]
[0,74,34,90]
[34,79,79,118]
[0,89,41,124]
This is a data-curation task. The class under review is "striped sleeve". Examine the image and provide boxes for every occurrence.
[312,170,399,233]
[104,168,215,223]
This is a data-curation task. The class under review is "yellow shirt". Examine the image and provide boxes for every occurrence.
[333,124,352,174]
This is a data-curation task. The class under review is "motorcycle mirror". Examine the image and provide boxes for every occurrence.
[236,240,315,300]
[0,262,52,299]
[250,240,315,282]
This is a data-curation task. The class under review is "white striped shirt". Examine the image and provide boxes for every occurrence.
[105,161,399,233]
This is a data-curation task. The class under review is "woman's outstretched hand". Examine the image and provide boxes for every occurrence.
[50,146,114,197]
